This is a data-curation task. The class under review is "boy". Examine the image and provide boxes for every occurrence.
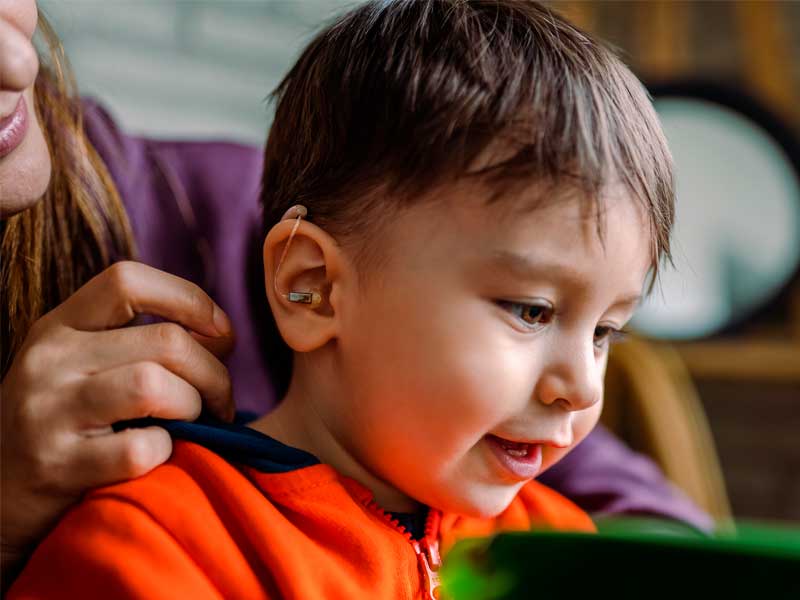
[9,1,674,598]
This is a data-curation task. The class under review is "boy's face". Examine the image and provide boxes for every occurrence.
[318,181,652,517]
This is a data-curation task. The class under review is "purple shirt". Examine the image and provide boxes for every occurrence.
[82,100,715,533]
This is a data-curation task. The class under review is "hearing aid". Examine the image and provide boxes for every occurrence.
[274,204,323,308]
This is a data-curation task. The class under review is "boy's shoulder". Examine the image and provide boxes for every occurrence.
[86,439,267,521]
[10,436,360,599]
[80,436,340,544]
[8,440,281,599]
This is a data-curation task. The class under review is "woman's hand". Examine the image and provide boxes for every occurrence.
[1,261,236,575]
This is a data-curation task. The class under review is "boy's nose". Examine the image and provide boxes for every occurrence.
[534,336,602,412]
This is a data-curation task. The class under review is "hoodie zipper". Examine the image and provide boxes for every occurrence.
[362,498,443,599]
[418,509,443,599]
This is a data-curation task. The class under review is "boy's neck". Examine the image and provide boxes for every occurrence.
[249,362,424,514]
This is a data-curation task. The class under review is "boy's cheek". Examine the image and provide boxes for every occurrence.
[580,397,604,436]
[569,401,603,450]
[539,401,603,472]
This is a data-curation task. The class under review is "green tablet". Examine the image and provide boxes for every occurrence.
[441,518,800,599]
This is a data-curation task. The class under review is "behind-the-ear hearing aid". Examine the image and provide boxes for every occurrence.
[274,204,322,308]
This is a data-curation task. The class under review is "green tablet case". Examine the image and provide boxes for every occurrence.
[441,518,800,599]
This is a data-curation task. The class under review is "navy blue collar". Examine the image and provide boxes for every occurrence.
[114,412,319,473]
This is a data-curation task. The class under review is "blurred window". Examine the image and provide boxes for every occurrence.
[633,84,800,340]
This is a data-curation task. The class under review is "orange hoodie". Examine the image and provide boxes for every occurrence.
[9,420,595,599]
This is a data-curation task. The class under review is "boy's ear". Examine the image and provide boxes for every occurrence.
[262,219,345,353]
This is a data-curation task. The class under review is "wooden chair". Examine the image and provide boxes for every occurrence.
[602,337,733,526]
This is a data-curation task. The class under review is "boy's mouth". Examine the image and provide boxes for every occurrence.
[487,433,571,450]
[484,434,544,480]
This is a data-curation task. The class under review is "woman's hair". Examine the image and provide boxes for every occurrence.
[259,0,675,396]
[0,16,136,377]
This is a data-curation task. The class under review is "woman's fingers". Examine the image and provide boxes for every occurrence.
[50,261,232,339]
[77,362,202,426]
[189,330,236,361]
[43,261,236,421]
[71,426,173,490]
[81,323,233,421]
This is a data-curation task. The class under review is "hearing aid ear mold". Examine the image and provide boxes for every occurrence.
[275,204,323,308]
[287,291,323,308]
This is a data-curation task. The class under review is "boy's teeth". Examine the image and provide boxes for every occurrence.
[497,438,531,457]
[504,446,529,457]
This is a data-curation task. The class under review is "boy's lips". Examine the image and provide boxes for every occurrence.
[488,432,571,449]
[484,434,544,480]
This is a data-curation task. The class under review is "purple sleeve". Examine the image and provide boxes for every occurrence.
[82,100,714,531]
[82,99,277,414]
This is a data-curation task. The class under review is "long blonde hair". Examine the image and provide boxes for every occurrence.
[1,16,136,376]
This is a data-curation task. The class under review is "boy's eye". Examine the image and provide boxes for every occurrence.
[497,300,554,329]
[594,325,628,350]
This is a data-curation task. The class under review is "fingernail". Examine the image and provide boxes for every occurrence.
[213,305,232,336]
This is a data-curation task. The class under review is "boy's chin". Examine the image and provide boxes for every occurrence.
[438,481,525,519]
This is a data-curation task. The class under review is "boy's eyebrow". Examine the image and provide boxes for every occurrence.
[608,293,643,311]
[487,249,588,286]
[486,250,643,308]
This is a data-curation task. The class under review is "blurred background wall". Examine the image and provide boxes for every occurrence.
[39,0,800,526]
[38,0,354,144]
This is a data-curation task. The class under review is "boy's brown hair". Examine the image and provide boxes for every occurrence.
[258,0,674,393]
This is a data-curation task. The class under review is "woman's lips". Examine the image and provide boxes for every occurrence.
[485,434,543,480]
[0,96,30,159]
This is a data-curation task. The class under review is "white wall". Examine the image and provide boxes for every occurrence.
[39,0,356,144]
